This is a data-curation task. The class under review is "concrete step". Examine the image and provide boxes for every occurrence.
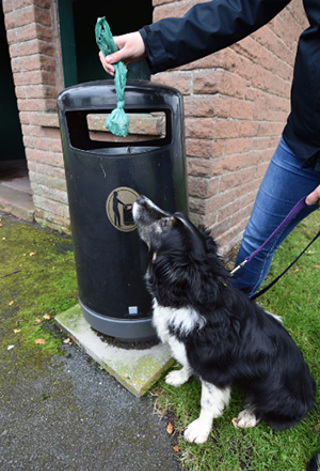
[0,183,35,222]
[56,304,174,397]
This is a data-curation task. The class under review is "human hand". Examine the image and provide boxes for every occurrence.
[305,185,320,206]
[99,32,146,76]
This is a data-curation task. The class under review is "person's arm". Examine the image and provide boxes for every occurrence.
[101,0,291,75]
[305,185,320,206]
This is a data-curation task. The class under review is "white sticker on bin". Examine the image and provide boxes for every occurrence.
[128,306,138,315]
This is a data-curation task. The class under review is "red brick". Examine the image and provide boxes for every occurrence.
[13,70,56,86]
[13,0,50,8]
[33,5,51,27]
[187,157,213,177]
[153,0,177,5]
[186,118,259,140]
[2,1,14,14]
[23,84,57,99]
[153,72,192,95]
[270,7,303,48]
[26,148,63,168]
[193,70,247,98]
[5,6,34,30]
[188,176,210,198]
[188,196,206,215]
[10,39,55,57]
[186,138,224,158]
[224,138,251,155]
[18,54,56,72]
[233,36,292,81]
[17,97,49,112]
[184,95,254,120]
[219,166,256,193]
[178,49,228,71]
[9,22,52,43]
[48,138,62,153]
[154,0,199,22]
[212,152,263,176]
[252,26,295,66]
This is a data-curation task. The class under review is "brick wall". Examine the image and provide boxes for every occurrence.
[2,0,308,252]
[3,0,68,232]
[152,0,307,253]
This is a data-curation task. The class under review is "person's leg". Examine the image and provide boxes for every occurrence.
[230,137,320,297]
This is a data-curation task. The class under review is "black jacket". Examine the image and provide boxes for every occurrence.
[140,0,320,171]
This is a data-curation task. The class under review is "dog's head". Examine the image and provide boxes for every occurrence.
[133,195,227,309]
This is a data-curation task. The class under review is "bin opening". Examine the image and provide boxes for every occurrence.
[65,110,171,152]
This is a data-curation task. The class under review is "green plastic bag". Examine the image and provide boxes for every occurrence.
[95,17,129,137]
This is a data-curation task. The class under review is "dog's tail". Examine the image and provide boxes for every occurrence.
[259,377,316,430]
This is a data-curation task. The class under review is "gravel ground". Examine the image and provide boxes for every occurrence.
[0,343,180,471]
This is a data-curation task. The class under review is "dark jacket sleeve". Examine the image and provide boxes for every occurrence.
[139,0,292,74]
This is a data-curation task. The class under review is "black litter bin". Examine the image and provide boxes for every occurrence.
[57,80,188,341]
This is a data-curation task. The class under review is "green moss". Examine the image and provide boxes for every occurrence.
[0,214,78,360]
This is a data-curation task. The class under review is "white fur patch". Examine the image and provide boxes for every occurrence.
[152,299,205,339]
[152,299,205,369]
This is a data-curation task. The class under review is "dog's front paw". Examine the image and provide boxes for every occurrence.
[184,419,210,444]
[233,409,259,429]
[165,367,191,387]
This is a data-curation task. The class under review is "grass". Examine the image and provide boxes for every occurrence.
[0,214,78,359]
[151,209,320,471]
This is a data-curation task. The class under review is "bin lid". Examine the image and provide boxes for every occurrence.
[57,80,183,113]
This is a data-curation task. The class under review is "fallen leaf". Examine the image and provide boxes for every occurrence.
[315,265,320,269]
[35,338,47,345]
[9,300,14,306]
[13,329,21,334]
[292,268,299,273]
[43,313,51,320]
[173,445,179,453]
[34,317,42,324]
[166,422,174,434]
[29,252,36,256]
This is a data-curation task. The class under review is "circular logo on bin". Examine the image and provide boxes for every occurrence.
[106,187,139,232]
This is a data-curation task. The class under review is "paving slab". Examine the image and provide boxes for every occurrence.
[0,184,34,222]
[55,304,174,397]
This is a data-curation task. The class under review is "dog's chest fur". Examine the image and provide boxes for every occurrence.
[152,299,205,366]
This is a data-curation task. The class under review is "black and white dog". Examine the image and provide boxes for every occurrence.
[133,195,315,444]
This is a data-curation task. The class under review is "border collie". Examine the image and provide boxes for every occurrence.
[132,195,315,444]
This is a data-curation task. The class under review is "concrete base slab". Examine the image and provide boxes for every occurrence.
[55,304,174,397]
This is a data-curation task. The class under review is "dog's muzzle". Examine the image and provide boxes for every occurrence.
[133,195,169,227]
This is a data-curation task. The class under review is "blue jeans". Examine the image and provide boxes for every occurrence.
[230,137,320,297]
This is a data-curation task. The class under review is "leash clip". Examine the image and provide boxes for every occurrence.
[230,260,247,277]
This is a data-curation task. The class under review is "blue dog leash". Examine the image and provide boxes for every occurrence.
[230,196,320,300]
